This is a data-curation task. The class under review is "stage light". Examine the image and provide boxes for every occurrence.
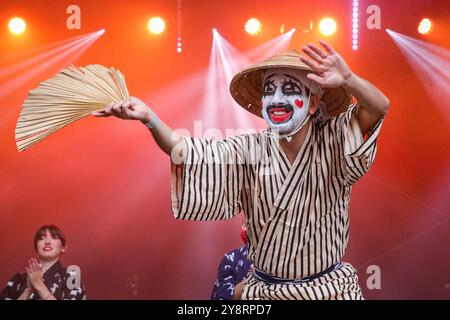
[319,17,336,36]
[177,36,182,53]
[147,17,165,35]
[176,0,182,54]
[418,18,432,35]
[8,17,26,35]
[352,0,359,50]
[245,18,261,35]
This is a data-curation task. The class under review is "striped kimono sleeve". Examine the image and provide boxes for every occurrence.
[170,135,247,221]
[337,104,387,185]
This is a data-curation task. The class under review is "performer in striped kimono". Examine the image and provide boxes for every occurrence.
[93,40,390,300]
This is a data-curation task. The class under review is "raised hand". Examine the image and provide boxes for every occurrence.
[300,40,353,88]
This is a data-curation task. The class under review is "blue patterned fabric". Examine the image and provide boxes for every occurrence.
[210,245,252,300]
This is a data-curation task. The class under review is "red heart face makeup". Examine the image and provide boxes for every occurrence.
[294,99,303,108]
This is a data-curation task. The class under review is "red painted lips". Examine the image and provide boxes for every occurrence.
[269,106,293,123]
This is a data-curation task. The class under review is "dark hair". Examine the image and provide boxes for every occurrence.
[33,225,67,250]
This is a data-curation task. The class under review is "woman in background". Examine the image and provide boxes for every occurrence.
[0,225,86,300]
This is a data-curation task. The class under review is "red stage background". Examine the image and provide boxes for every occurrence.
[0,0,449,299]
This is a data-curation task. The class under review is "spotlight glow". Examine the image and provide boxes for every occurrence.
[319,17,337,36]
[418,18,433,35]
[8,17,26,35]
[147,17,166,35]
[0,29,104,125]
[387,29,450,124]
[245,18,261,35]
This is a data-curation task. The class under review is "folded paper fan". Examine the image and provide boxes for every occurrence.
[15,64,129,151]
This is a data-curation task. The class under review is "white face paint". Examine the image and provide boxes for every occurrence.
[262,69,311,135]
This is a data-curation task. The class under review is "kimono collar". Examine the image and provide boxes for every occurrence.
[43,260,64,280]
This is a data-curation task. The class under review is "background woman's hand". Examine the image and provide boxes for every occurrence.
[26,258,44,290]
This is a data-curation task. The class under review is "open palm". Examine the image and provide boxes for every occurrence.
[300,40,353,88]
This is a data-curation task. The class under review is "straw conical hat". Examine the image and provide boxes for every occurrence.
[229,50,353,118]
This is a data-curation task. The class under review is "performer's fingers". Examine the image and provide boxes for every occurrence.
[299,56,322,72]
[303,45,324,63]
[319,40,336,55]
[306,43,328,60]
[111,102,124,116]
[307,73,327,85]
[120,102,133,118]
[122,101,132,109]
[111,102,122,111]
[104,102,113,111]
[105,102,115,114]
[91,110,111,117]
[118,104,128,118]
